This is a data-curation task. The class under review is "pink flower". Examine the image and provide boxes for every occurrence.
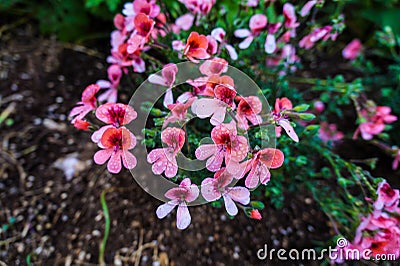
[175,13,195,31]
[354,106,397,140]
[318,122,344,143]
[133,0,160,18]
[147,127,185,178]
[272,97,299,142]
[299,26,333,49]
[206,35,218,56]
[156,178,199,230]
[374,181,400,212]
[211,27,238,60]
[183,32,210,62]
[97,65,122,103]
[107,41,146,73]
[235,96,263,130]
[127,13,155,53]
[234,14,267,49]
[199,58,228,77]
[201,170,250,216]
[163,97,196,127]
[240,148,284,189]
[93,127,137,174]
[69,84,100,122]
[191,84,236,125]
[283,3,299,29]
[300,0,317,17]
[195,121,249,174]
[95,103,137,127]
[180,0,216,15]
[342,39,362,60]
[148,63,178,107]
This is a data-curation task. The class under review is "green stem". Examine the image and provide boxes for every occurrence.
[99,189,111,266]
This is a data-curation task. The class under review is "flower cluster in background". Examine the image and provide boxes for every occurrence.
[68,0,399,262]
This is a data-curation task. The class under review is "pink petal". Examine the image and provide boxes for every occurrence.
[91,125,114,145]
[223,194,238,216]
[164,156,178,178]
[163,88,174,108]
[151,157,167,175]
[245,165,259,189]
[132,57,145,73]
[211,27,226,42]
[177,92,193,103]
[201,178,221,202]
[258,163,271,185]
[300,0,316,17]
[156,199,179,219]
[195,144,217,160]
[234,29,251,38]
[122,150,137,169]
[94,149,113,165]
[278,119,299,142]
[238,36,254,49]
[210,106,226,125]
[148,74,168,86]
[185,184,199,202]
[96,80,111,89]
[176,202,191,230]
[107,151,122,174]
[225,44,238,60]
[175,13,194,31]
[206,150,224,172]
[265,34,276,54]
[227,187,250,205]
[192,98,221,118]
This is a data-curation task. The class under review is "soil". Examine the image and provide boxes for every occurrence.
[0,23,395,266]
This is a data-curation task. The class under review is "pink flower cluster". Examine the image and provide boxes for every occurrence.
[353,105,397,140]
[334,181,400,262]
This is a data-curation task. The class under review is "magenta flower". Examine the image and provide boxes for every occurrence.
[206,35,218,56]
[127,13,155,53]
[211,27,238,60]
[342,39,362,60]
[163,97,196,127]
[179,0,216,16]
[95,103,137,127]
[374,181,400,212]
[93,127,137,173]
[147,127,185,178]
[183,31,210,62]
[191,84,236,125]
[201,170,250,216]
[354,106,397,140]
[300,0,317,17]
[234,14,267,49]
[96,65,122,103]
[195,121,249,173]
[240,148,284,189]
[156,178,199,230]
[235,96,263,130]
[283,3,299,29]
[318,122,344,143]
[148,63,178,107]
[272,97,299,142]
[69,84,100,123]
[175,13,195,31]
[299,26,334,49]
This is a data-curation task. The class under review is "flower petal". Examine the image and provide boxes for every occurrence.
[227,187,250,205]
[156,199,179,219]
[176,202,191,230]
[223,194,238,216]
[107,151,122,174]
[94,149,113,165]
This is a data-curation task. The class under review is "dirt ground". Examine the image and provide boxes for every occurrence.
[1,23,390,266]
